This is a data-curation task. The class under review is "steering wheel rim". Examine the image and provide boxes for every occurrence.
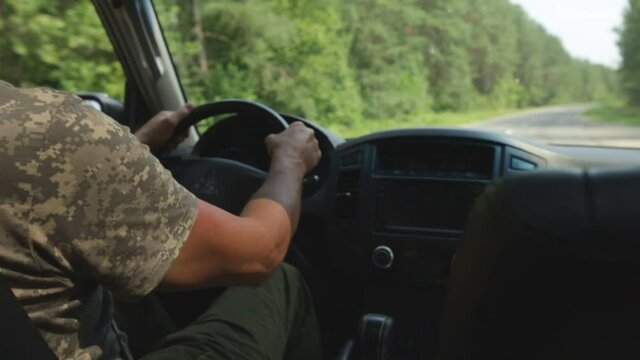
[172,99,289,142]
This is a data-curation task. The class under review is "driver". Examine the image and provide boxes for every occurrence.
[0,80,323,359]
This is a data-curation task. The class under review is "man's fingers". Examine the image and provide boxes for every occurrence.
[264,134,277,154]
[265,133,276,143]
[168,103,194,126]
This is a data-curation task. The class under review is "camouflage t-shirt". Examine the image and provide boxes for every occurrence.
[0,81,198,359]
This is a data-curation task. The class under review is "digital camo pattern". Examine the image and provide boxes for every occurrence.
[0,81,198,359]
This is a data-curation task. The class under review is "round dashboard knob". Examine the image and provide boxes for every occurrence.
[372,246,394,270]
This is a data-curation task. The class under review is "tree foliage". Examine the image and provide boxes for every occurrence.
[619,0,640,106]
[0,0,619,129]
[0,1,125,98]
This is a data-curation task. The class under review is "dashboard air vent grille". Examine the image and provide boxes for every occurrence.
[341,151,362,167]
[335,170,360,219]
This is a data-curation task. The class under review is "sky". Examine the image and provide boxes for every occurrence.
[509,0,627,68]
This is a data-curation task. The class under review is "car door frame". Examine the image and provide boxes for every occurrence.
[92,0,198,147]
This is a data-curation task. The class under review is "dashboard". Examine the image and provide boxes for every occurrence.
[319,127,640,289]
[324,129,543,289]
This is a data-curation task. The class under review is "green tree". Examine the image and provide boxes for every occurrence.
[619,0,640,105]
[420,0,476,111]
[466,0,519,108]
[346,0,432,121]
[0,0,124,98]
[158,0,363,126]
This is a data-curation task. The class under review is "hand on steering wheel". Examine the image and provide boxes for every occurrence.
[265,122,322,175]
[163,99,322,215]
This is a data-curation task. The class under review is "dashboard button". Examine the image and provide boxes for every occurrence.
[372,246,394,270]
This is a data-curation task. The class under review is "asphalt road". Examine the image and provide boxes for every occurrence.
[467,104,640,148]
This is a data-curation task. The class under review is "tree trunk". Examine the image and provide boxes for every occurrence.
[192,0,209,74]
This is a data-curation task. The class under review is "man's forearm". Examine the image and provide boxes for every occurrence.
[250,156,306,234]
[227,156,306,276]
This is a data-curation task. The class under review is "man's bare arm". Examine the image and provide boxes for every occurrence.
[159,122,321,289]
[254,121,321,233]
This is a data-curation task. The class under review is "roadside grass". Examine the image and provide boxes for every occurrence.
[329,108,523,139]
[583,103,640,126]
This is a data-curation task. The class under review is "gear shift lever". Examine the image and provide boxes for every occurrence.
[352,313,395,360]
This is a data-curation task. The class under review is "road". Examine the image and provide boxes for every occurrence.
[467,104,640,148]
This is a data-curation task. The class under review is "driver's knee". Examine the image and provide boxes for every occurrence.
[268,262,315,310]
[272,262,307,292]
[279,262,303,283]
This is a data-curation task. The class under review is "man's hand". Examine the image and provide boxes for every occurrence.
[264,121,322,176]
[134,103,193,153]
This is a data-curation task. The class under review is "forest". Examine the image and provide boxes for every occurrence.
[0,0,633,134]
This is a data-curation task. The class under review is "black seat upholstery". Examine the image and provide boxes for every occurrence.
[437,168,640,360]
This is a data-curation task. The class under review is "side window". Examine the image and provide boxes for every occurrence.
[0,1,125,99]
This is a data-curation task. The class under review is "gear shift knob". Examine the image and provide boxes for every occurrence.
[353,313,395,360]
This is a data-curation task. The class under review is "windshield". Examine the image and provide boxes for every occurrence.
[156,0,640,148]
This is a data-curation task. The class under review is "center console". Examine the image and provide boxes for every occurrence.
[370,141,498,281]
[329,136,502,358]
[325,129,547,358]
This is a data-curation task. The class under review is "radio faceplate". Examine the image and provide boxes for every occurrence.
[372,140,498,236]
[375,179,486,234]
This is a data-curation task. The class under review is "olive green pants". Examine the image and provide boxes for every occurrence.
[117,263,322,360]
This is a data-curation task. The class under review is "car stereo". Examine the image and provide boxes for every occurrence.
[373,140,497,234]
[375,180,485,233]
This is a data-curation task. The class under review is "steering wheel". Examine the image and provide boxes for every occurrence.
[162,100,290,215]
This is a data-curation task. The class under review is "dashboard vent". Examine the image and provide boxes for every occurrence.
[341,151,362,167]
[335,170,360,219]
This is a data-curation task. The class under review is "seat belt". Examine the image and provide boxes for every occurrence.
[0,278,57,359]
